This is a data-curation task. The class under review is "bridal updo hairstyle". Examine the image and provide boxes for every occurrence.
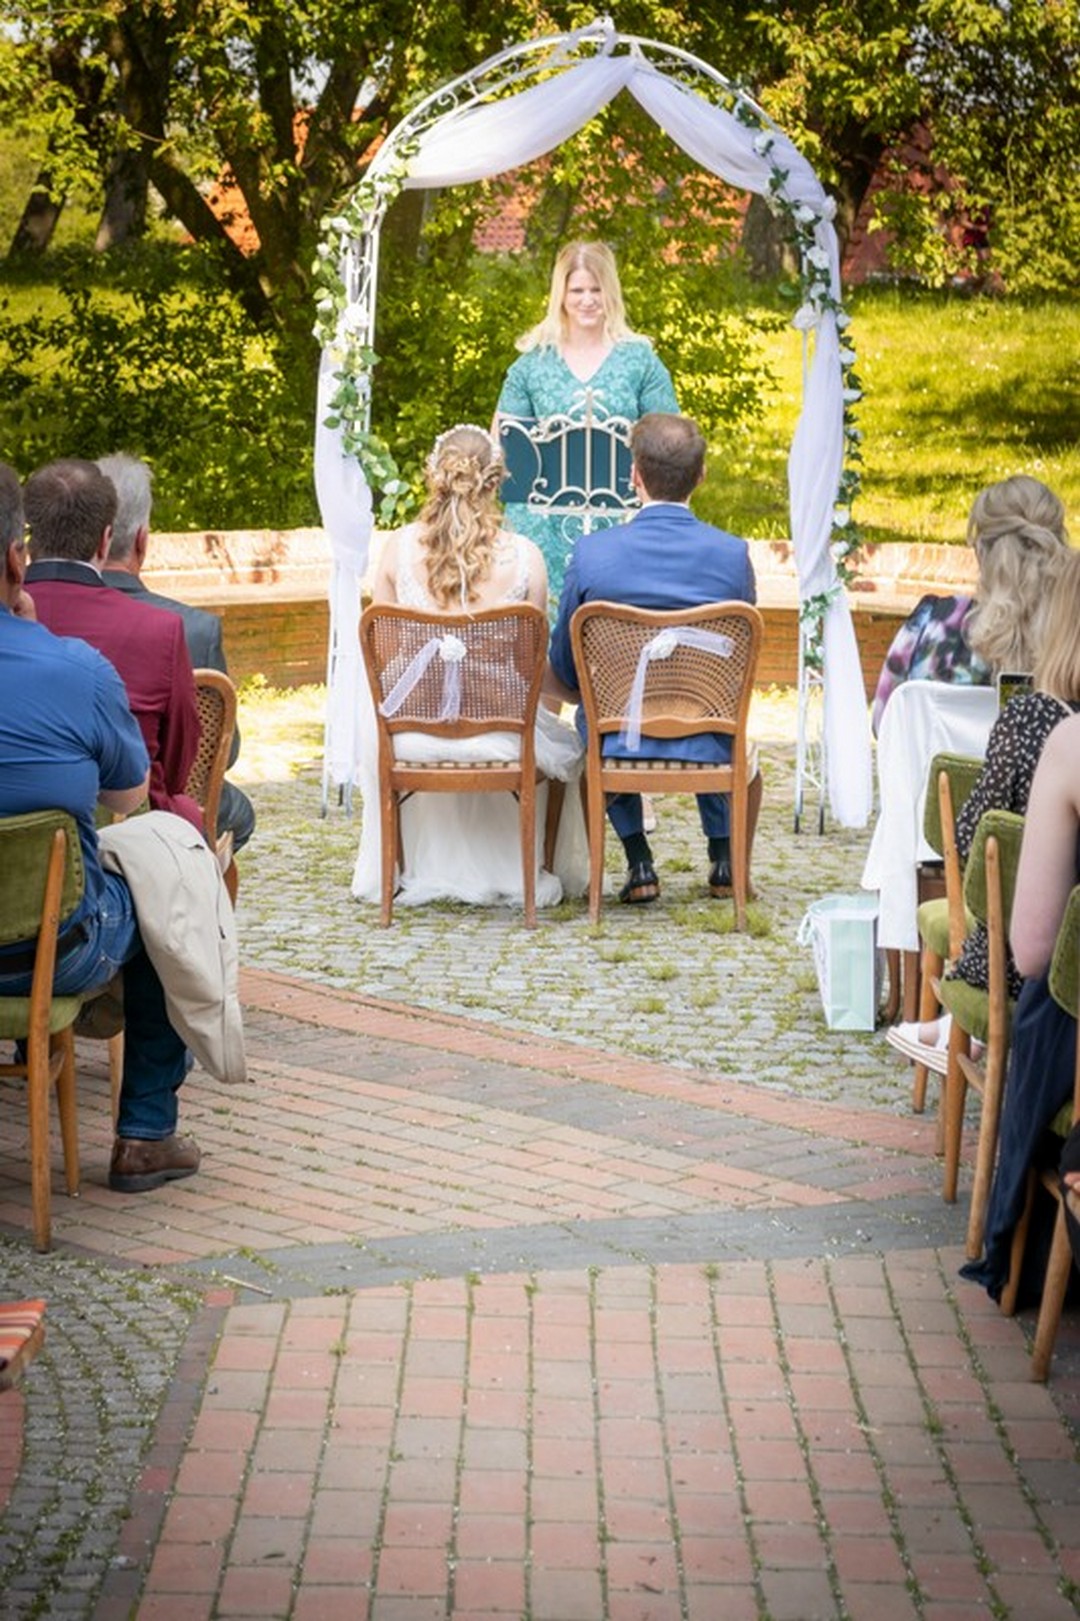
[966,474,1070,674]
[420,425,505,609]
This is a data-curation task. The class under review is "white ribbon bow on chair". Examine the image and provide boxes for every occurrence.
[380,634,468,722]
[620,626,735,751]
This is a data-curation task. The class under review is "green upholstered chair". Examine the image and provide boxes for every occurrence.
[938,809,1025,1257]
[910,752,983,1117]
[0,811,85,1251]
[1001,884,1080,1378]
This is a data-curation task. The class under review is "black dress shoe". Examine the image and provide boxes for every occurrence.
[708,858,733,896]
[619,861,660,904]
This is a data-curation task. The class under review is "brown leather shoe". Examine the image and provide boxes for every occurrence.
[109,1133,200,1193]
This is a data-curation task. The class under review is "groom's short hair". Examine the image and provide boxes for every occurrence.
[631,413,706,504]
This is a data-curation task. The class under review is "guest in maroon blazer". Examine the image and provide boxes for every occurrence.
[23,458,202,830]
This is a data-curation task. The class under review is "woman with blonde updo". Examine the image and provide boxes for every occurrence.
[353,425,587,910]
[371,424,548,614]
[871,475,1070,735]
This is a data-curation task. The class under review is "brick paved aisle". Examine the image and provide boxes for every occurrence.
[2,971,1079,1620]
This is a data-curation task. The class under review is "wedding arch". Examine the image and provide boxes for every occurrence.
[312,16,873,830]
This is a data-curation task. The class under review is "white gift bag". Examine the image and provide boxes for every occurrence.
[797,892,882,1032]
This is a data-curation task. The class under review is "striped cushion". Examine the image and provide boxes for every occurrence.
[0,1299,46,1390]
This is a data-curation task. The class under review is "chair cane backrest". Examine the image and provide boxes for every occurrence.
[185,669,237,844]
[358,603,551,929]
[570,601,761,745]
[360,604,548,741]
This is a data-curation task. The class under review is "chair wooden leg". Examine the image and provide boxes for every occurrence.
[1000,1167,1038,1317]
[883,950,902,1025]
[27,1037,51,1254]
[55,1030,79,1199]
[521,785,537,930]
[746,769,762,884]
[941,1019,971,1204]
[1031,1202,1073,1381]
[912,947,944,1115]
[965,1043,1009,1261]
[379,790,398,928]
[586,777,606,925]
[901,950,922,1022]
[108,1032,123,1125]
[731,783,747,933]
[543,779,564,874]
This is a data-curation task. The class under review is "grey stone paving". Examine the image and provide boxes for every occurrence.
[0,1243,200,1621]
[181,1196,968,1300]
[236,688,908,1111]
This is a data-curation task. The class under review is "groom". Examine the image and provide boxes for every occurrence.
[547,411,757,903]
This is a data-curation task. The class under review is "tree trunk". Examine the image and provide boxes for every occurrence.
[95,147,149,250]
[740,194,796,280]
[9,174,64,257]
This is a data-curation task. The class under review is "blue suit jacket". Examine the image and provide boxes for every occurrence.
[548,502,757,763]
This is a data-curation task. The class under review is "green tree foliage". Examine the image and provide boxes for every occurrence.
[0,245,315,528]
[0,1,1076,528]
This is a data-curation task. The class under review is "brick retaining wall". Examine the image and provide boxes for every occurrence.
[143,529,977,696]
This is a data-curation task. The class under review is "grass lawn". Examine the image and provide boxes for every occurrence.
[697,286,1080,548]
[1,195,1076,548]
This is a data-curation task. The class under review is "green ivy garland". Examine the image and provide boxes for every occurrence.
[743,113,864,673]
[311,142,416,525]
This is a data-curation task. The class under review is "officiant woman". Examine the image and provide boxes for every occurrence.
[495,240,678,605]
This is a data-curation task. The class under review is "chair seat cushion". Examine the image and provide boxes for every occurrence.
[606,740,760,778]
[916,896,950,957]
[938,976,1016,1046]
[0,1298,46,1390]
[0,995,84,1039]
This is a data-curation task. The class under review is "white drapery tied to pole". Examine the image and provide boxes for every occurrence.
[379,634,469,722]
[619,625,734,752]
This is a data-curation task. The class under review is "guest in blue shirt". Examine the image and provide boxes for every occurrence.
[0,462,200,1193]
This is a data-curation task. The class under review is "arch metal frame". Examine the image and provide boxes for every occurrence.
[323,17,852,829]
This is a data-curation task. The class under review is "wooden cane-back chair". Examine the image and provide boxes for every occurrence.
[1002,884,1080,1378]
[0,811,85,1251]
[187,669,239,903]
[938,808,1025,1256]
[359,603,551,928]
[100,669,238,1120]
[569,600,762,927]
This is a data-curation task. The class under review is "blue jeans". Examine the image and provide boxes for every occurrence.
[0,873,189,1141]
[607,790,729,841]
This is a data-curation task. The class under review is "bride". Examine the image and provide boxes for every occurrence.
[351,423,588,909]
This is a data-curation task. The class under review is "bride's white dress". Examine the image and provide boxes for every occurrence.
[351,526,589,908]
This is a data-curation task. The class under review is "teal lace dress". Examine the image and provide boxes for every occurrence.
[496,339,678,607]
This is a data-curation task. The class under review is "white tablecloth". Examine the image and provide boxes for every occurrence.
[861,681,998,952]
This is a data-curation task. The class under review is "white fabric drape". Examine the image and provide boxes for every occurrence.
[861,682,997,951]
[317,45,872,826]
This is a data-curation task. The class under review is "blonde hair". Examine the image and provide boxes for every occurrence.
[418,426,505,609]
[517,240,637,352]
[1035,550,1080,703]
[966,475,1070,672]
